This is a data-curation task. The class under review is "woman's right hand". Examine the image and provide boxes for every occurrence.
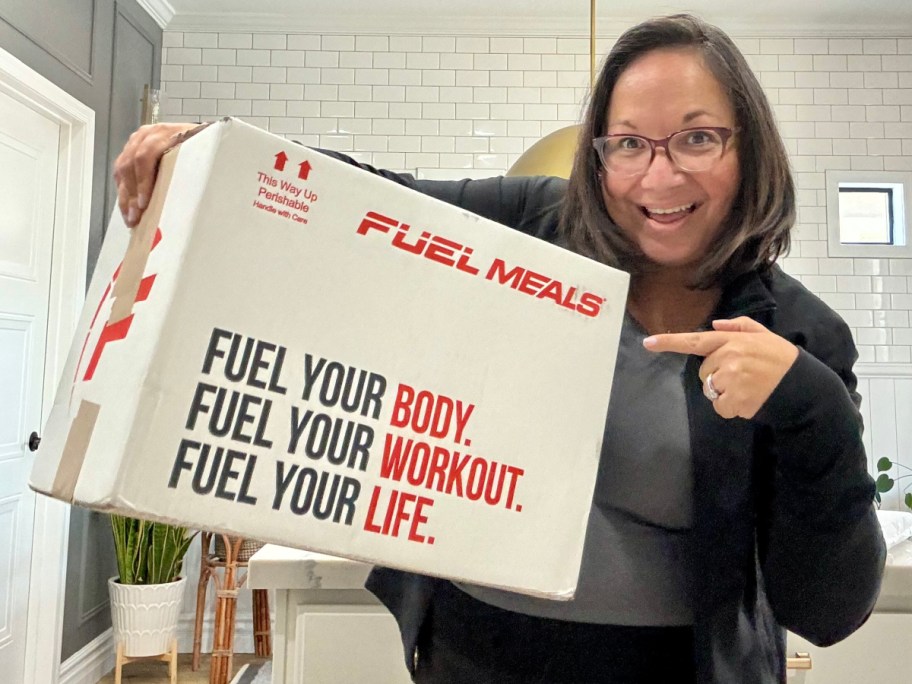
[113,122,199,227]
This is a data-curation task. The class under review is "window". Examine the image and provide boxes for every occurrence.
[838,186,895,244]
[826,170,912,258]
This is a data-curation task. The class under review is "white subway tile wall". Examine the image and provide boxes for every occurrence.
[160,31,912,363]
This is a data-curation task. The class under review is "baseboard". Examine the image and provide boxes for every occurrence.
[57,615,263,683]
[59,628,115,684]
[57,615,264,684]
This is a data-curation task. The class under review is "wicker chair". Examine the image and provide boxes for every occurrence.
[191,532,272,684]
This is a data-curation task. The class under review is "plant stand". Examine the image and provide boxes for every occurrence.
[114,637,178,684]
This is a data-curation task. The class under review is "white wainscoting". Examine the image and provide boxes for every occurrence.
[856,363,912,512]
[179,363,912,654]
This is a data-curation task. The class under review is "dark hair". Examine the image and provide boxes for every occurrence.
[559,13,795,288]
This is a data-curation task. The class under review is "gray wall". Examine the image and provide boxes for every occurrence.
[0,0,162,661]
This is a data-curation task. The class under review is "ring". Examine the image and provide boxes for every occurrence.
[704,372,721,402]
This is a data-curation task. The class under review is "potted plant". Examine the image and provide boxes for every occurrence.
[875,457,912,511]
[109,515,197,657]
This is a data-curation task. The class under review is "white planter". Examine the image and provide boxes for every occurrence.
[108,576,186,657]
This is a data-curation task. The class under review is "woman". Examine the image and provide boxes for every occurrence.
[114,14,884,683]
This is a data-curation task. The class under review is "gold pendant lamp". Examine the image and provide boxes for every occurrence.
[505,0,596,178]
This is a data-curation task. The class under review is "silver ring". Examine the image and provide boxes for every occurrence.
[704,372,721,402]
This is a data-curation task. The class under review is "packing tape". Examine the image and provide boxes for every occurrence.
[110,148,179,322]
[52,147,180,501]
[52,400,100,501]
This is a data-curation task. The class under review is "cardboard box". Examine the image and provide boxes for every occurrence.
[30,118,629,598]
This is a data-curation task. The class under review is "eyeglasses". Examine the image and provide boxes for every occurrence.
[592,127,737,177]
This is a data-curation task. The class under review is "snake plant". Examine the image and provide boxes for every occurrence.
[110,514,196,585]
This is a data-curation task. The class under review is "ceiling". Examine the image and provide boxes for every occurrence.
[150,0,912,35]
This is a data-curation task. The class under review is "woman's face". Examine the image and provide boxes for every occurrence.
[600,48,741,271]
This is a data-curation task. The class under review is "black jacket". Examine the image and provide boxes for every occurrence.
[321,157,886,683]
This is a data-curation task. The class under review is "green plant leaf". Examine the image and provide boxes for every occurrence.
[877,457,894,472]
[111,515,195,585]
[110,515,129,583]
[875,491,882,505]
[136,519,152,583]
[905,492,912,511]
[876,473,895,494]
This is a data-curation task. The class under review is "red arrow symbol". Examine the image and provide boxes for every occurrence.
[274,151,288,172]
[298,160,312,180]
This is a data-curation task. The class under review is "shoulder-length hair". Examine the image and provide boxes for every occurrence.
[559,13,795,288]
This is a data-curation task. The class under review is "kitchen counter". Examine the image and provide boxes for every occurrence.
[250,540,912,684]
[248,545,409,684]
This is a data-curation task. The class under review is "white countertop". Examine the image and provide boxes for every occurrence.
[247,544,374,590]
[247,539,912,611]
[879,538,912,612]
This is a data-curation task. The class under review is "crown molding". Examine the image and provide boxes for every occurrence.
[163,12,912,37]
[165,13,608,35]
[136,0,175,29]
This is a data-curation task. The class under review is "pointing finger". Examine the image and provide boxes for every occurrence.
[711,316,768,334]
[643,330,734,357]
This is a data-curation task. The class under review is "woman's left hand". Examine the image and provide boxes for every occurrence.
[643,316,799,420]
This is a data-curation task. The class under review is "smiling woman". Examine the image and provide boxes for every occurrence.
[597,48,742,274]
[111,13,884,684]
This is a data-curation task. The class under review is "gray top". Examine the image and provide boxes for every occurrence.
[458,313,695,625]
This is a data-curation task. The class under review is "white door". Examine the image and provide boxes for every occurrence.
[0,87,60,683]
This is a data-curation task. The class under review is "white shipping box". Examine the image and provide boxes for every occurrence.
[31,118,629,598]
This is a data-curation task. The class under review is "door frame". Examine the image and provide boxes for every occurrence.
[0,46,94,684]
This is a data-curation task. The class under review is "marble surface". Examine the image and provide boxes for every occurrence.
[879,538,912,612]
[248,538,912,611]
[247,544,373,591]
